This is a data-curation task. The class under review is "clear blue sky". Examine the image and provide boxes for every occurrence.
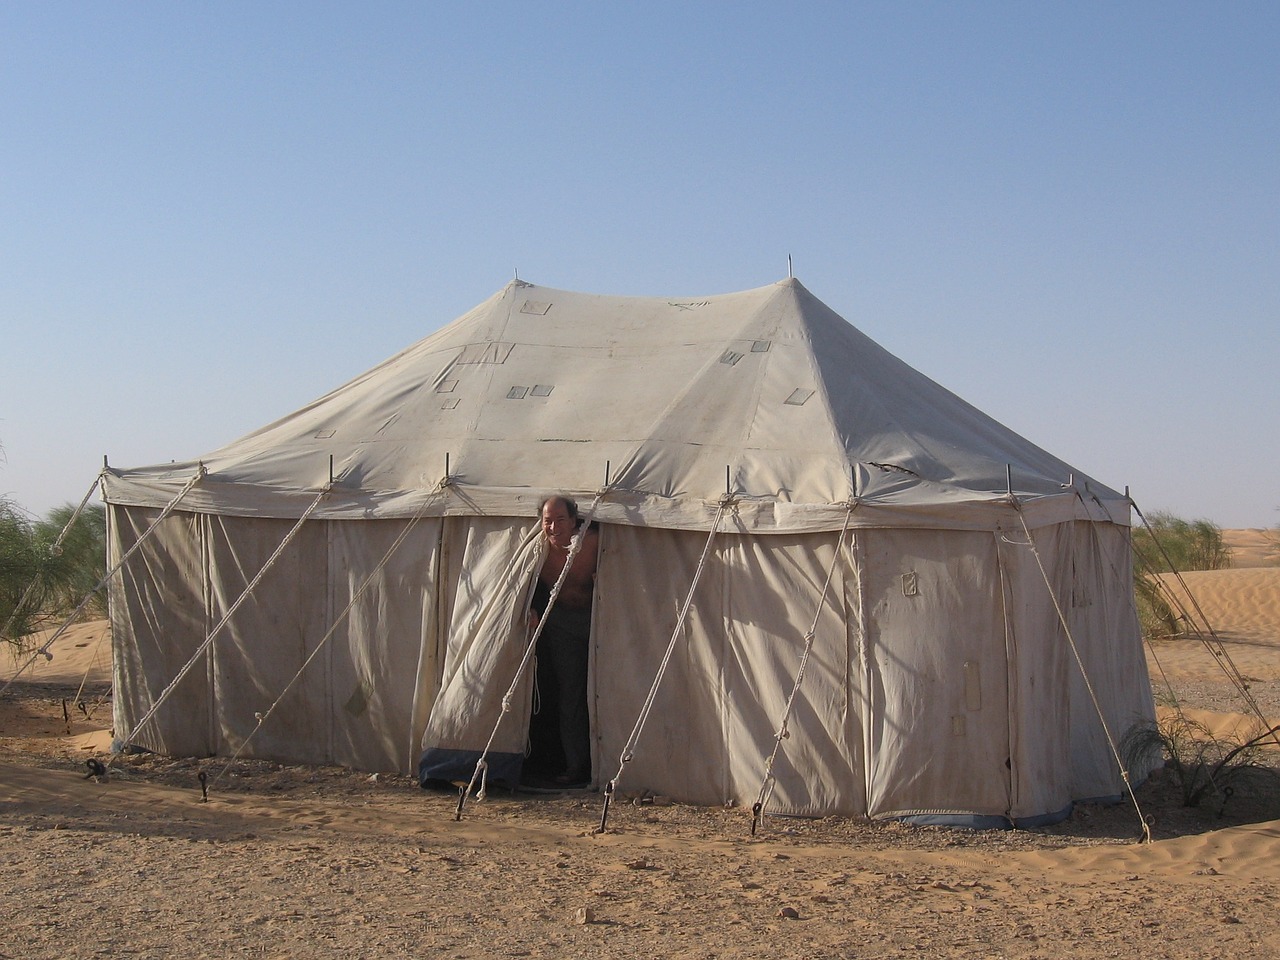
[2,3,1276,529]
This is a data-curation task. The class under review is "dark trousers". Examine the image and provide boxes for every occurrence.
[531,613,591,781]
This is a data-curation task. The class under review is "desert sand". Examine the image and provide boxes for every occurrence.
[3,532,1280,959]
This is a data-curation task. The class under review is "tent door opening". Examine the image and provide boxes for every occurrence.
[523,539,597,788]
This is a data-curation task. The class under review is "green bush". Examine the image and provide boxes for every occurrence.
[35,504,107,619]
[0,498,44,640]
[1132,511,1231,640]
[0,499,107,646]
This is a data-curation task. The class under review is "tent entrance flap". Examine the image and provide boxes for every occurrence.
[417,518,543,788]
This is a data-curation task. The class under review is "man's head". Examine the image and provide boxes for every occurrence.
[540,496,579,549]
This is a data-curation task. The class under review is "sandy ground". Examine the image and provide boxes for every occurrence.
[3,533,1280,959]
[1222,527,1280,569]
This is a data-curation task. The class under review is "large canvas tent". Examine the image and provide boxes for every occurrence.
[103,277,1154,826]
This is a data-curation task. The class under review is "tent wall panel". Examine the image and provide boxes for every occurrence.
[717,532,865,815]
[327,518,442,773]
[206,515,332,765]
[995,527,1072,822]
[593,525,729,804]
[1063,521,1155,799]
[861,528,1012,820]
[110,506,212,756]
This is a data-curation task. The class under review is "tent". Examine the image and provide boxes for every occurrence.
[103,277,1155,826]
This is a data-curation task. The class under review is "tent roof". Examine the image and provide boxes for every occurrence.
[103,278,1128,531]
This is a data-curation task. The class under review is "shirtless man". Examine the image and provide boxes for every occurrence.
[537,496,599,611]
[528,496,599,787]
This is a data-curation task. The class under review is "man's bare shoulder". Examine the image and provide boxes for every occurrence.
[576,526,600,572]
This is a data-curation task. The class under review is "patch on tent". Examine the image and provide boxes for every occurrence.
[506,385,555,400]
[784,388,814,406]
[520,300,552,315]
[343,680,372,718]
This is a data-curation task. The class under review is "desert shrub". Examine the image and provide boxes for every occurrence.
[0,500,107,645]
[1132,511,1231,640]
[1121,715,1280,812]
[34,504,107,618]
[0,498,44,641]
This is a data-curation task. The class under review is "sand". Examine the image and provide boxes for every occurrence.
[1222,527,1280,569]
[4,534,1280,959]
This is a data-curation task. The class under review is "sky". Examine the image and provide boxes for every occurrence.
[1,2,1277,530]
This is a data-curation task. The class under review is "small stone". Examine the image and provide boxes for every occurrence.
[777,906,801,920]
[575,907,595,925]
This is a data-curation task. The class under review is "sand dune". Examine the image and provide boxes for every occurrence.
[1224,527,1280,568]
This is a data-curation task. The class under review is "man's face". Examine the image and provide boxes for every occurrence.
[541,500,575,549]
